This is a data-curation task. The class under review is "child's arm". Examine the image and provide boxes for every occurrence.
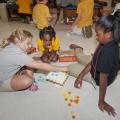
[26,60,68,72]
[98,73,116,117]
[74,62,91,88]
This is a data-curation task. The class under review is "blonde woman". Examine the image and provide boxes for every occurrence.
[0,29,68,92]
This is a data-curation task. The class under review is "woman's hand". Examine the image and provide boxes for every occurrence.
[98,101,116,117]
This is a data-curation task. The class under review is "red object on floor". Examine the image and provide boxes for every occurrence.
[59,56,77,62]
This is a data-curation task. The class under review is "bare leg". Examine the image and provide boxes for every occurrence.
[59,44,83,55]
[68,63,96,88]
[69,44,83,50]
[74,48,92,65]
[69,44,92,65]
[10,68,33,91]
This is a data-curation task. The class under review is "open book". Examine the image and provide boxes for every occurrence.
[46,72,69,86]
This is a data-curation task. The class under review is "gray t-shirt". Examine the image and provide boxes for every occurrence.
[0,43,33,81]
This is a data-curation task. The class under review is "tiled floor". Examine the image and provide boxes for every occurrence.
[0,20,120,120]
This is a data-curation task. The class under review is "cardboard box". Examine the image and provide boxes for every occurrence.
[59,55,77,62]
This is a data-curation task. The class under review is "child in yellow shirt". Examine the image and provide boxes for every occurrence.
[17,0,32,23]
[37,26,60,63]
[32,0,54,29]
[71,0,94,38]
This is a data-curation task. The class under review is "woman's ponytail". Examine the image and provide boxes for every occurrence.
[113,10,120,43]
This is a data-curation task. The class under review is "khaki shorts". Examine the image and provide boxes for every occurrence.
[0,79,14,92]
[68,63,96,89]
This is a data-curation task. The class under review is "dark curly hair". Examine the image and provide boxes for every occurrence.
[39,26,56,41]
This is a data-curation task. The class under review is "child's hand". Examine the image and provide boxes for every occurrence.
[49,51,58,62]
[74,76,83,89]
[49,53,55,60]
[40,54,50,63]
[26,47,36,54]
[98,101,116,117]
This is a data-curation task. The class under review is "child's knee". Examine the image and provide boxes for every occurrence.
[22,78,33,88]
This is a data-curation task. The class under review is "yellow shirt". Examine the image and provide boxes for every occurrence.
[32,3,51,29]
[77,0,94,27]
[37,36,60,52]
[17,0,32,14]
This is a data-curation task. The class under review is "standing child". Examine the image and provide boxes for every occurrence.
[36,26,59,63]
[0,29,67,92]
[17,0,32,23]
[71,0,94,38]
[68,11,120,116]
[32,0,55,29]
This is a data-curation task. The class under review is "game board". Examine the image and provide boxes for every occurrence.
[46,71,69,86]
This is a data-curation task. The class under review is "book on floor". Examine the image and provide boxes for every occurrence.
[46,71,69,86]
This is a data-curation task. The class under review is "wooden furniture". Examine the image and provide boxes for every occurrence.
[63,7,76,24]
[94,0,107,17]
[6,3,20,21]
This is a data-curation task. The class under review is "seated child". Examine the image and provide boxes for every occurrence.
[0,29,67,92]
[36,26,60,63]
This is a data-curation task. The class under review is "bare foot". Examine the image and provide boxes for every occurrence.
[69,44,83,50]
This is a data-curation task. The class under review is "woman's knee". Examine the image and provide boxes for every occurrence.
[11,74,33,91]
[22,77,33,87]
[25,69,34,78]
